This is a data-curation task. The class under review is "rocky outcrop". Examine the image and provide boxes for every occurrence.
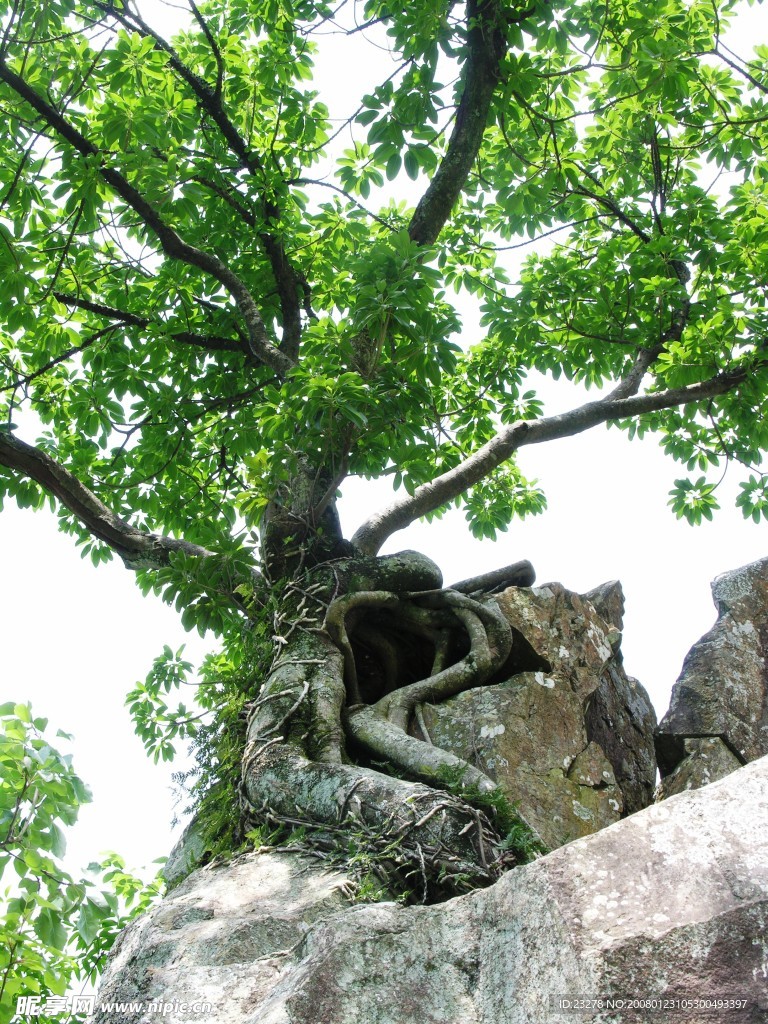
[163,818,211,889]
[584,659,657,816]
[93,848,354,1021]
[656,556,768,796]
[656,737,743,801]
[419,582,657,849]
[164,580,659,890]
[91,755,768,1024]
[581,583,657,816]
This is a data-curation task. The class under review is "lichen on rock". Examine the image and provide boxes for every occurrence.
[416,581,657,849]
[91,757,768,1024]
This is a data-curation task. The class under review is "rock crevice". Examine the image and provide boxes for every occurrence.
[656,556,768,798]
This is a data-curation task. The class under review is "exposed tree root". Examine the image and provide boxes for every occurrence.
[242,742,506,900]
[240,551,539,901]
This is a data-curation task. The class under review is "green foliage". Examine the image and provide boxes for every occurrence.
[126,645,198,763]
[0,0,764,549]
[125,574,282,866]
[168,584,280,858]
[464,466,547,541]
[0,705,162,1019]
[136,551,253,637]
[736,474,768,523]
[668,476,722,524]
[434,765,547,865]
[176,679,250,861]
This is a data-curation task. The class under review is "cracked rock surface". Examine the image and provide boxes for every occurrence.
[656,556,768,795]
[90,757,768,1024]
[419,582,657,849]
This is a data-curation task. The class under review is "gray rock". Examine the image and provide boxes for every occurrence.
[162,817,210,889]
[89,850,354,1023]
[585,661,657,816]
[418,582,656,849]
[656,556,768,792]
[91,756,768,1024]
[420,669,624,850]
[582,580,625,634]
[582,582,657,815]
[656,737,743,800]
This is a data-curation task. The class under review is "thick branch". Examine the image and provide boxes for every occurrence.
[243,742,503,896]
[0,431,214,568]
[448,560,535,593]
[408,0,507,246]
[606,345,664,400]
[352,368,749,554]
[0,60,294,378]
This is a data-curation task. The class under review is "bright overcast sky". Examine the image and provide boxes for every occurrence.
[0,2,765,880]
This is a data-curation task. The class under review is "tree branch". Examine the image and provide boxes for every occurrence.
[51,292,248,356]
[351,367,750,555]
[94,1,304,360]
[408,0,508,246]
[0,430,215,569]
[0,325,117,395]
[712,46,768,96]
[574,166,651,244]
[606,345,664,400]
[188,0,225,99]
[448,560,536,593]
[0,59,294,378]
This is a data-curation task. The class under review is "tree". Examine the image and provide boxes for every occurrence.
[0,0,766,910]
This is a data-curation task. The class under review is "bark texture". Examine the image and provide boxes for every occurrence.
[239,551,537,899]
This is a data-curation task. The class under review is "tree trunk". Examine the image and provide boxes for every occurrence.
[239,547,539,902]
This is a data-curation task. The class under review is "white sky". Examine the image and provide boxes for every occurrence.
[0,3,765,883]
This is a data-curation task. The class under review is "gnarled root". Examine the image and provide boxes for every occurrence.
[240,552,536,901]
[242,741,505,900]
[328,587,512,773]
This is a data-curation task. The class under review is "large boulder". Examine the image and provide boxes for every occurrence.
[90,755,768,1023]
[419,582,657,849]
[656,556,768,796]
[92,848,354,1021]
[581,583,658,817]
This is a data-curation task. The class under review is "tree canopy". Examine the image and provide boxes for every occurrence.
[0,0,766,565]
[1,0,767,1006]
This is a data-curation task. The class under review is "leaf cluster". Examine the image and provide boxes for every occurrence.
[433,763,547,865]
[0,705,162,1018]
[0,0,765,553]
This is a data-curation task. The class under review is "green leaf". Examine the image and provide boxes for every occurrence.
[14,703,31,723]
[385,153,402,180]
